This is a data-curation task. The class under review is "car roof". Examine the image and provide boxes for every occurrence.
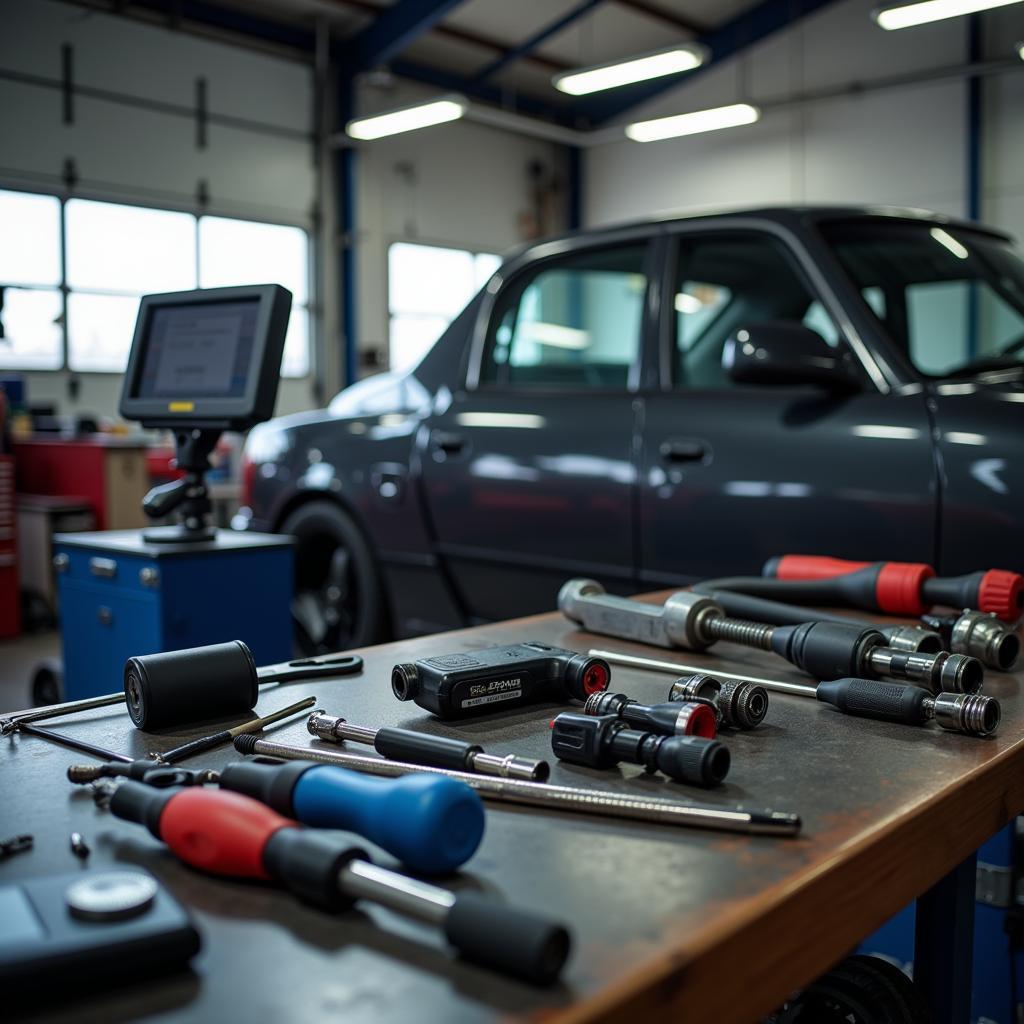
[503,205,1014,262]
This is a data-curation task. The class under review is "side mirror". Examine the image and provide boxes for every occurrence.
[722,322,858,390]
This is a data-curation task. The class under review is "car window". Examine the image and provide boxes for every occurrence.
[479,243,648,389]
[672,232,839,389]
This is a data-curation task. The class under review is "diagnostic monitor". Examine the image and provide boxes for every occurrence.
[120,285,291,431]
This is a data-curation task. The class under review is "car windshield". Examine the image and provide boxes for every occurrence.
[820,219,1024,378]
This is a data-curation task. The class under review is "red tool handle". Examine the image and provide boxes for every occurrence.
[159,788,295,879]
[769,554,875,581]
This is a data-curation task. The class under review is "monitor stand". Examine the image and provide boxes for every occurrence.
[141,429,220,544]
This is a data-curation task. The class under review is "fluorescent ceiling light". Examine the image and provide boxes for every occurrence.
[553,44,708,96]
[346,94,467,140]
[930,227,969,259]
[873,0,1023,31]
[675,292,703,314]
[625,103,760,143]
[519,322,590,349]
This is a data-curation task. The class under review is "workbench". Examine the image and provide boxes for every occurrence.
[2,600,1022,1024]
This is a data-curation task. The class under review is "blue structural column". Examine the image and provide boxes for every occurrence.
[337,76,358,388]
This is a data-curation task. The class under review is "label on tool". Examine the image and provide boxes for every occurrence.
[460,676,523,709]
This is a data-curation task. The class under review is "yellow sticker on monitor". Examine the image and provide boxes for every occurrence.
[168,401,195,412]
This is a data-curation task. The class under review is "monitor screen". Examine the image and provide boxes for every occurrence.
[135,299,260,400]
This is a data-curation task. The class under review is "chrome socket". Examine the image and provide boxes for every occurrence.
[950,611,1021,672]
[928,692,1001,737]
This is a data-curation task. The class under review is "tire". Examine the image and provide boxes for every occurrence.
[773,954,930,1024]
[31,659,64,706]
[279,499,386,656]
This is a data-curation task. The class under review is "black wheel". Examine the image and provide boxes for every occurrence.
[773,955,930,1024]
[31,659,64,706]
[279,500,386,656]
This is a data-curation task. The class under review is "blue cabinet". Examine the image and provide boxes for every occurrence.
[55,530,294,700]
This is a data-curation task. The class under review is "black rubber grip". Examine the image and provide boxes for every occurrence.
[698,572,883,611]
[816,678,930,725]
[262,829,365,911]
[373,727,479,771]
[218,759,312,815]
[655,735,730,787]
[772,621,880,680]
[444,891,571,986]
[108,780,177,838]
[921,572,984,610]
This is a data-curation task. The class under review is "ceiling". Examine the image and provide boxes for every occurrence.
[209,0,761,107]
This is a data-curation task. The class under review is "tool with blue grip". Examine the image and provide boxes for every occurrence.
[216,758,485,875]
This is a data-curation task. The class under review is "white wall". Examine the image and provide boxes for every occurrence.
[583,0,1024,241]
[0,0,319,418]
[350,79,567,366]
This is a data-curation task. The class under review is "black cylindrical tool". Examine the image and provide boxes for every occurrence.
[816,678,1000,736]
[307,712,548,781]
[125,641,259,730]
[550,711,730,787]
[582,691,718,737]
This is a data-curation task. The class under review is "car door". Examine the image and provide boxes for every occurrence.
[418,235,654,621]
[640,223,937,584]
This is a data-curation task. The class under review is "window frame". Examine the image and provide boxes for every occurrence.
[467,232,658,396]
[660,219,888,394]
[0,184,316,378]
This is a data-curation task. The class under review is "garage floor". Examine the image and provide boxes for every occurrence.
[0,631,60,711]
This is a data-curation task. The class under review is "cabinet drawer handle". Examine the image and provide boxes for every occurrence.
[89,557,118,579]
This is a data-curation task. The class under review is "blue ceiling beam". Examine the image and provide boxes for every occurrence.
[340,0,469,73]
[473,0,606,82]
[568,0,845,126]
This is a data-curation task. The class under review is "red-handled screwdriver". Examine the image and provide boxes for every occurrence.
[762,555,1022,621]
[97,782,570,985]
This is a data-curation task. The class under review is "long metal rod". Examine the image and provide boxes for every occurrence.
[590,648,818,699]
[0,693,127,735]
[15,723,134,763]
[241,737,801,837]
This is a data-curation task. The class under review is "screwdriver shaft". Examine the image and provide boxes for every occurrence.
[240,736,801,836]
[590,648,818,698]
[0,692,126,735]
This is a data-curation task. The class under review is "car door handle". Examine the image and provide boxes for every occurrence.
[431,431,467,455]
[659,438,710,463]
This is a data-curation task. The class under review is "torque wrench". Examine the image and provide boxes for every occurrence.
[666,673,770,729]
[235,734,801,836]
[96,783,569,984]
[391,642,610,718]
[582,692,719,738]
[762,554,1023,621]
[816,678,1000,736]
[591,649,998,737]
[559,579,982,694]
[306,711,549,781]
[550,712,730,787]
[694,586,943,656]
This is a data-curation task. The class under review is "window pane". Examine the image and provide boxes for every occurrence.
[673,233,837,389]
[282,307,310,378]
[0,287,63,369]
[389,243,476,317]
[67,292,141,372]
[200,217,309,305]
[482,245,647,389]
[390,314,449,372]
[66,200,196,294]
[0,191,62,287]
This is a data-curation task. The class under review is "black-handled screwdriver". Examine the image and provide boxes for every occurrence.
[816,678,1000,736]
[307,711,550,781]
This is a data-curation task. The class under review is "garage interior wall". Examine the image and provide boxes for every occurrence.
[0,0,567,419]
[582,0,1024,243]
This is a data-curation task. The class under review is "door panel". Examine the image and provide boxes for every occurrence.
[419,240,650,620]
[641,228,937,582]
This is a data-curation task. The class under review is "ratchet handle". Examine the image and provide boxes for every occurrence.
[816,678,930,725]
[257,654,364,683]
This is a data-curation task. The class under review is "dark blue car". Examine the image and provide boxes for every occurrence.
[235,207,1024,654]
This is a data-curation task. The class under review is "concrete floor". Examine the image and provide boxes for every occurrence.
[0,630,61,712]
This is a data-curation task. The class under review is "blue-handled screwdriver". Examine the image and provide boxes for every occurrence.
[70,757,485,875]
